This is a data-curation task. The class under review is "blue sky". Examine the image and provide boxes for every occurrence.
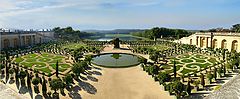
[0,0,240,30]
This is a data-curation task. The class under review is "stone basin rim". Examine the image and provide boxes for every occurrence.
[91,53,144,68]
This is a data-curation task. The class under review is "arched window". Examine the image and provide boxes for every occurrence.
[232,40,238,51]
[39,37,42,43]
[13,38,19,47]
[26,36,31,46]
[3,39,10,48]
[190,39,192,45]
[221,39,227,49]
[213,39,217,48]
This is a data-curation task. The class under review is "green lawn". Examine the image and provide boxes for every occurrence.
[42,53,54,58]
[181,59,194,63]
[50,64,68,72]
[165,65,181,74]
[208,57,217,64]
[53,56,65,59]
[169,60,183,64]
[186,63,211,69]
[190,57,206,63]
[195,54,208,59]
[15,57,24,63]
[178,54,191,58]
[105,34,133,37]
[14,52,71,75]
[62,43,87,50]
[31,62,47,68]
[24,54,38,58]
[25,58,37,62]
[38,58,51,62]
[166,53,219,76]
[151,45,170,51]
[181,68,196,75]
[20,62,32,68]
[36,67,52,74]
[161,64,171,69]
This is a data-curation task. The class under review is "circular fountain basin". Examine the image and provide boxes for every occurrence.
[91,53,141,68]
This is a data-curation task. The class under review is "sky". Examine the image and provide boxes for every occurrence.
[0,0,240,30]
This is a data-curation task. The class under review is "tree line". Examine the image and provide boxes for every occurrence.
[130,27,191,40]
[53,27,95,41]
[201,24,240,33]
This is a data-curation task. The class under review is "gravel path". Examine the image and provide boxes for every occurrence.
[80,44,174,99]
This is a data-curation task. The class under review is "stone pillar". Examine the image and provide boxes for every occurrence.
[32,35,35,45]
[29,36,32,46]
[206,37,209,48]
[199,37,202,47]
[21,36,26,47]
[9,38,14,48]
[196,36,199,46]
[25,36,27,46]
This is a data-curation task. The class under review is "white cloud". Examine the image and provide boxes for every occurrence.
[0,0,239,30]
[0,1,19,11]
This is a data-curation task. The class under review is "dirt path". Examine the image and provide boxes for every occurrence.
[81,45,173,99]
[81,66,173,99]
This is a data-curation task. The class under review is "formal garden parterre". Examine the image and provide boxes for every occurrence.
[13,52,72,75]
[1,39,240,99]
[166,53,219,76]
[0,40,106,99]
[130,41,239,98]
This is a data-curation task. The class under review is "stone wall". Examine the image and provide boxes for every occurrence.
[176,32,240,52]
[0,31,54,49]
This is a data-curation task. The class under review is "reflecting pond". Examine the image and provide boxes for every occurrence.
[91,53,141,68]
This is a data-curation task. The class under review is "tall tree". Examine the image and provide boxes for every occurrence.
[56,60,59,77]
[42,76,47,94]
[158,72,171,85]
[84,55,93,65]
[232,24,240,32]
[186,80,191,95]
[200,73,205,88]
[63,74,73,88]
[213,68,217,80]
[5,51,9,76]
[19,70,27,86]
[173,60,177,78]
[72,62,85,77]
[50,78,65,95]
[172,80,184,98]
[32,78,40,94]
[207,72,213,84]
[27,73,31,87]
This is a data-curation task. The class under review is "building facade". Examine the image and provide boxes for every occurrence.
[176,32,240,52]
[0,29,55,49]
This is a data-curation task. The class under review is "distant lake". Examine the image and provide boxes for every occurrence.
[85,34,142,41]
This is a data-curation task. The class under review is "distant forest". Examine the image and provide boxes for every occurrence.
[52,24,240,41]
[53,27,95,40]
[130,27,192,40]
[131,24,240,40]
[200,24,240,33]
